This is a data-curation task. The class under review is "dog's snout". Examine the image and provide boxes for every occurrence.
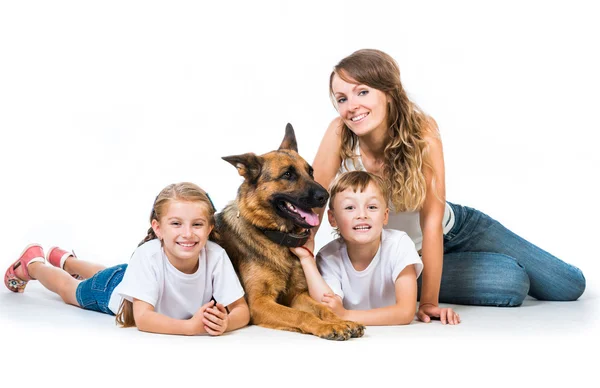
[313,187,329,207]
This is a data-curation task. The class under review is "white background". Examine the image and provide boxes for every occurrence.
[1,1,598,386]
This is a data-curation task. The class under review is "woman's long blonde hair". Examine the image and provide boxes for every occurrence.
[115,182,216,328]
[330,49,436,212]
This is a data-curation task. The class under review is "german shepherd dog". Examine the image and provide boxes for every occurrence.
[213,124,365,340]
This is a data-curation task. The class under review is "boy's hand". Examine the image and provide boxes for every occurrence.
[188,300,216,335]
[203,303,230,335]
[289,246,315,261]
[417,304,461,325]
[321,293,347,319]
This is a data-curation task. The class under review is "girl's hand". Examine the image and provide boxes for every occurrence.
[417,303,461,325]
[189,300,216,335]
[203,303,229,336]
[321,293,347,319]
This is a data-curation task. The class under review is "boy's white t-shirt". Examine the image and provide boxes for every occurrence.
[316,229,423,310]
[108,239,244,318]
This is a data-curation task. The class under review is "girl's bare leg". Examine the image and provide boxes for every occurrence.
[63,256,106,279]
[24,262,81,306]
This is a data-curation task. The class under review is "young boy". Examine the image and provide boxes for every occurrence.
[291,171,425,325]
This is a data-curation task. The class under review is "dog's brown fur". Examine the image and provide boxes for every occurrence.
[213,124,365,340]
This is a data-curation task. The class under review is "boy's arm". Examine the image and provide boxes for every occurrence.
[328,264,418,326]
[224,296,250,332]
[291,247,336,302]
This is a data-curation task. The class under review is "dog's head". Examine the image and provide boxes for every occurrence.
[223,123,329,232]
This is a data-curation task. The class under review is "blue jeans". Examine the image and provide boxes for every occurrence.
[75,264,127,315]
[418,203,586,307]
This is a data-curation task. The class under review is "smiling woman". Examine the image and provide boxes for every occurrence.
[331,72,391,145]
[308,48,587,325]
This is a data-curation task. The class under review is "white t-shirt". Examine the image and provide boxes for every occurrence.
[108,239,244,318]
[316,229,423,310]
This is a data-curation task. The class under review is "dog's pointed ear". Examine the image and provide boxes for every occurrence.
[222,153,262,182]
[278,123,298,152]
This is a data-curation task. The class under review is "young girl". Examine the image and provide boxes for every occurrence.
[309,49,586,324]
[292,171,431,325]
[4,182,250,336]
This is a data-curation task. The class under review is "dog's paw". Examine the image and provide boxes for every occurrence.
[316,323,354,341]
[345,321,366,338]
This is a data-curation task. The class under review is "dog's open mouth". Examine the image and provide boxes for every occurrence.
[274,196,320,229]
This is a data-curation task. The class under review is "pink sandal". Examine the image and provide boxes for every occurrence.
[4,244,45,293]
[46,246,82,280]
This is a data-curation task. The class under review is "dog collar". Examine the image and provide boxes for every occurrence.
[262,229,310,248]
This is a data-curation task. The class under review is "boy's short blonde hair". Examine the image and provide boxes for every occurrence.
[328,171,390,210]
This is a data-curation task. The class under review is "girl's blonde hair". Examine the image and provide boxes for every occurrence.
[330,49,437,211]
[115,182,216,328]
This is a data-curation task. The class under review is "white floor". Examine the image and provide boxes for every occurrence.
[1,277,598,388]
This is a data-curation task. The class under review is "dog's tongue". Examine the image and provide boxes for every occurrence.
[296,208,320,226]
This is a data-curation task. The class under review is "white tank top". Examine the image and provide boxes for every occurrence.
[339,145,454,251]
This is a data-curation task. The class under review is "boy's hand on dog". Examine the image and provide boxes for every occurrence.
[202,303,230,335]
[321,293,347,319]
[289,246,314,262]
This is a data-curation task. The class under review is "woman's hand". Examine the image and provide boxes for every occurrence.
[417,303,461,325]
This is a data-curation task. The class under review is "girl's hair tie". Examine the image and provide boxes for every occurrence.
[205,192,217,212]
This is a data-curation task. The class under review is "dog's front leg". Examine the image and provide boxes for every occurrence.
[241,266,352,340]
[248,292,355,340]
[285,266,365,338]
[289,292,365,338]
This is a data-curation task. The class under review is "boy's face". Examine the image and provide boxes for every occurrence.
[328,183,389,246]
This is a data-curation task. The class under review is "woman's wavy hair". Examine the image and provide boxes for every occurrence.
[330,49,438,211]
[115,182,217,328]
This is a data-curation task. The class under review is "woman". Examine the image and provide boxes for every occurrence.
[309,49,585,324]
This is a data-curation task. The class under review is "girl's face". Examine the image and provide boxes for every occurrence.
[328,183,389,248]
[152,200,213,274]
[331,72,389,138]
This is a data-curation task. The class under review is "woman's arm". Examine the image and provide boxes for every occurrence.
[418,120,446,308]
[308,118,344,252]
[417,119,460,325]
[323,265,418,325]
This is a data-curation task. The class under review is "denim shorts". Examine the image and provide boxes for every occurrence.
[75,263,127,315]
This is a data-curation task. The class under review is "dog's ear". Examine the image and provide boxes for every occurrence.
[222,153,262,182]
[278,123,298,152]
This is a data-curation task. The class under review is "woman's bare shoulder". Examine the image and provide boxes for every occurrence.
[422,116,442,147]
[314,117,344,184]
[326,117,344,136]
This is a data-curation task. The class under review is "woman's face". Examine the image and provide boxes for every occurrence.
[331,72,389,138]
